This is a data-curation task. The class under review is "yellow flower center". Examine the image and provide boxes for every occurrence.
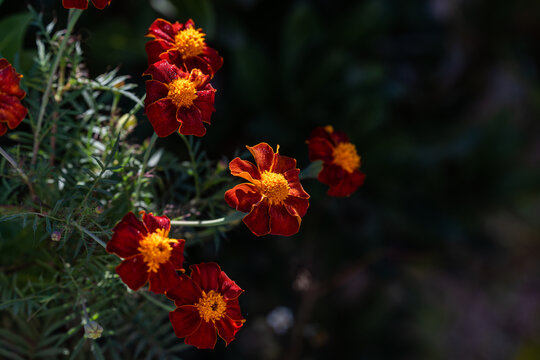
[195,290,227,322]
[137,228,178,272]
[174,27,206,59]
[260,171,290,204]
[332,142,361,173]
[167,78,198,108]
[324,125,334,134]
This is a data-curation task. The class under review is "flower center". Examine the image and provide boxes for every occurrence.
[167,78,198,108]
[195,290,227,322]
[260,171,289,204]
[332,142,361,173]
[137,228,178,272]
[174,27,206,59]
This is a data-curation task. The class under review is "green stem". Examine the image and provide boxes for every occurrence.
[140,291,175,312]
[0,146,37,200]
[299,160,323,180]
[179,134,201,199]
[134,132,158,208]
[170,211,244,228]
[31,8,83,165]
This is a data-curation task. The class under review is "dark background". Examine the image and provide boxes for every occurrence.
[3,0,540,359]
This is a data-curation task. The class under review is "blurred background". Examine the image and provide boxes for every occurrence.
[2,0,540,358]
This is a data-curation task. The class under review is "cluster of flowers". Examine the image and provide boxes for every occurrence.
[0,0,367,350]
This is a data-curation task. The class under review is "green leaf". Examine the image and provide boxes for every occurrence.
[0,12,33,62]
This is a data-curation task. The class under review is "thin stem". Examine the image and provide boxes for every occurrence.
[140,291,175,312]
[299,160,323,180]
[0,146,37,200]
[170,211,244,228]
[179,134,201,200]
[73,223,107,249]
[31,8,83,165]
[134,132,158,208]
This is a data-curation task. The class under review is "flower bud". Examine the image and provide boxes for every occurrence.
[84,321,103,339]
[95,205,104,214]
[51,230,62,242]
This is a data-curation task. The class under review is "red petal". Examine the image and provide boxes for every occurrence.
[309,126,333,140]
[185,320,217,349]
[0,123,7,136]
[143,59,184,83]
[148,261,181,294]
[268,204,301,236]
[0,94,26,130]
[144,80,168,107]
[271,153,296,174]
[242,199,270,236]
[107,212,146,258]
[146,18,176,43]
[247,143,275,173]
[91,0,111,9]
[318,163,345,187]
[115,255,149,291]
[145,98,179,137]
[218,271,243,300]
[229,158,261,182]
[145,40,171,65]
[308,137,334,162]
[0,59,9,69]
[166,275,203,306]
[216,316,244,346]
[0,64,25,98]
[284,169,310,199]
[183,57,213,76]
[201,47,223,75]
[169,306,201,338]
[283,196,309,218]
[169,239,185,270]
[327,170,366,197]
[224,183,262,213]
[193,88,215,124]
[190,262,221,293]
[142,211,171,233]
[177,106,206,136]
[62,0,88,9]
[330,129,350,144]
[225,298,244,321]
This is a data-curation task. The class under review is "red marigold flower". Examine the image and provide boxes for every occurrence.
[166,262,245,349]
[307,125,365,197]
[106,211,185,294]
[224,143,310,236]
[143,59,216,137]
[62,0,111,9]
[145,19,223,77]
[0,59,27,137]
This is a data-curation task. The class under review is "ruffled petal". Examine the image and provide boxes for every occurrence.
[229,157,261,182]
[268,204,301,236]
[91,0,111,9]
[218,271,243,300]
[115,255,149,291]
[271,153,296,174]
[145,98,179,137]
[0,63,25,98]
[143,59,184,83]
[142,211,171,233]
[144,80,168,107]
[192,88,215,124]
[0,94,26,130]
[247,143,275,173]
[318,163,345,187]
[224,183,262,213]
[183,57,213,77]
[190,262,220,293]
[145,40,171,65]
[201,46,223,75]
[327,170,366,197]
[166,275,203,306]
[148,261,181,294]
[330,129,350,145]
[283,196,309,218]
[225,298,244,321]
[169,239,185,270]
[169,306,201,338]
[107,212,146,258]
[216,316,244,346]
[185,320,217,349]
[62,0,88,9]
[242,199,270,236]
[308,137,334,162]
[177,105,206,136]
[146,18,177,43]
[284,169,310,199]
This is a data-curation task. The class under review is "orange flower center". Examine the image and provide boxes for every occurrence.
[332,142,361,173]
[260,171,289,204]
[167,78,198,108]
[174,27,206,59]
[195,290,227,322]
[137,228,178,272]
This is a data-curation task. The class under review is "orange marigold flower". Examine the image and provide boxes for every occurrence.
[143,59,216,137]
[106,211,185,294]
[0,59,27,137]
[145,18,223,77]
[62,0,111,9]
[166,262,245,349]
[225,143,310,236]
[307,126,365,197]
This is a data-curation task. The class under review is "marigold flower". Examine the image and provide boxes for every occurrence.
[143,59,216,137]
[145,19,223,77]
[225,143,310,236]
[62,0,111,9]
[307,126,365,197]
[166,262,245,349]
[106,211,185,294]
[0,59,27,136]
